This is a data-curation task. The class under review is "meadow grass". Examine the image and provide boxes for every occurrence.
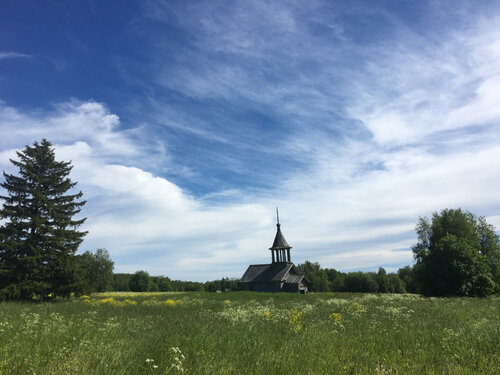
[0,292,499,374]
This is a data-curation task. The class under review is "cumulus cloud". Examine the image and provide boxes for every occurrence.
[0,100,274,279]
[0,101,137,159]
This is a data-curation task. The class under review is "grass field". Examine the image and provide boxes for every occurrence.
[1,292,499,374]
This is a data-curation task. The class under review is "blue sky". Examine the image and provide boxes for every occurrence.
[1,0,500,281]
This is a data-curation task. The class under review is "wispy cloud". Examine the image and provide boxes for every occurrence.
[0,51,32,60]
[136,0,500,275]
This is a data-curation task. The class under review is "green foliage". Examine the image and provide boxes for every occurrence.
[0,139,87,300]
[76,249,114,294]
[325,268,344,291]
[412,208,500,296]
[344,271,379,292]
[111,273,206,292]
[376,267,389,293]
[397,266,419,294]
[297,261,330,292]
[112,273,132,291]
[387,273,406,293]
[183,281,205,291]
[204,278,242,292]
[151,276,173,292]
[129,271,151,292]
[297,262,408,293]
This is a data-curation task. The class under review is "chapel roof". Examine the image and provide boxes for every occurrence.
[240,262,304,284]
[269,223,292,250]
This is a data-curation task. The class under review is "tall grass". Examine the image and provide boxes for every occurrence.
[1,292,498,374]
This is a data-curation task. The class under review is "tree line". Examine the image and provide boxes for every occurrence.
[296,262,408,293]
[298,208,500,296]
[112,272,239,293]
[1,140,499,300]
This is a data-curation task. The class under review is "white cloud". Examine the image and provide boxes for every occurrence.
[0,51,32,60]
[446,75,500,128]
[0,100,275,279]
[1,101,131,157]
[318,242,414,271]
[347,18,500,147]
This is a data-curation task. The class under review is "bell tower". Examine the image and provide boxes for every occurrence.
[269,208,292,263]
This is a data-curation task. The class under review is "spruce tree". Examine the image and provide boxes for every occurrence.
[0,139,87,300]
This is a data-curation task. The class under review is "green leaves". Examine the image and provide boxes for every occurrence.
[76,249,114,294]
[412,208,500,296]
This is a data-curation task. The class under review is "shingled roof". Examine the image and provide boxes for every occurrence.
[269,223,292,250]
[240,262,304,284]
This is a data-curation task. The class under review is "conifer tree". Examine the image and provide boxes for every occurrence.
[0,139,87,300]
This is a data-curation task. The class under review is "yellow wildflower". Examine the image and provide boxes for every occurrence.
[164,299,177,307]
[261,311,272,320]
[288,310,306,333]
[329,312,342,324]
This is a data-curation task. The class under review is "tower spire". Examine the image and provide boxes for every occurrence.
[270,208,292,263]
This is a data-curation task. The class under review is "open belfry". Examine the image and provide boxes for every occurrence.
[240,209,308,293]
